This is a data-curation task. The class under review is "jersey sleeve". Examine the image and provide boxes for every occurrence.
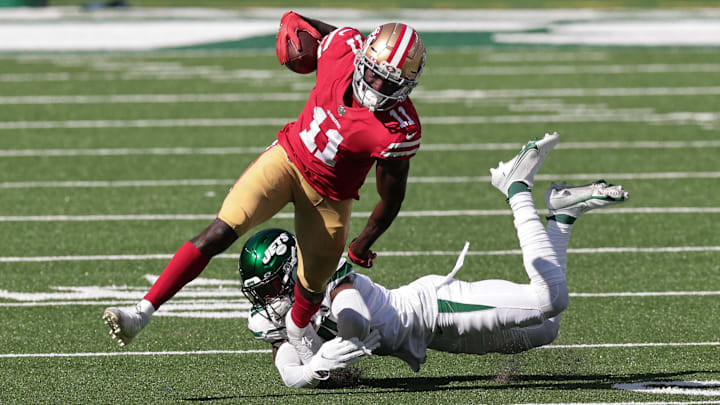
[317,27,364,69]
[248,311,287,344]
[376,101,422,161]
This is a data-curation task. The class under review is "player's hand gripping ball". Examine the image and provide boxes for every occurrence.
[276,11,321,74]
[284,30,319,74]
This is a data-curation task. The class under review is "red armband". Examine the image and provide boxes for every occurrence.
[347,240,377,269]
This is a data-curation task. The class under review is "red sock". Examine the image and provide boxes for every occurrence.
[144,241,210,309]
[290,283,322,328]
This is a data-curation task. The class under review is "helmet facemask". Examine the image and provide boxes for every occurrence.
[352,53,417,112]
[241,253,296,324]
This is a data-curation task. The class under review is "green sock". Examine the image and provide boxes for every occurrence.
[508,182,530,199]
[547,214,576,224]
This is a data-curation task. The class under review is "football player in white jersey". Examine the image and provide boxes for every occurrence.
[242,133,629,388]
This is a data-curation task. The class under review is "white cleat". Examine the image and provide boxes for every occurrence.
[546,180,629,219]
[490,132,560,197]
[103,306,150,347]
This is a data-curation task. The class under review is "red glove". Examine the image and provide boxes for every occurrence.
[347,239,377,268]
[276,11,322,65]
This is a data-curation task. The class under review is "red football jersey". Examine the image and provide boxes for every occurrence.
[277,27,422,201]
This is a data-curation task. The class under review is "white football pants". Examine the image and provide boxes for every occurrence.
[429,192,572,355]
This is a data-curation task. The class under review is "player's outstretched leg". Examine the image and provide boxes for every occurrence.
[490,132,560,198]
[544,180,630,270]
[102,301,154,347]
[490,132,567,319]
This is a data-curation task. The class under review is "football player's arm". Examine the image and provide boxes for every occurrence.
[348,159,410,267]
[272,340,322,388]
[273,334,380,389]
[330,281,371,340]
[294,13,337,37]
[276,11,337,65]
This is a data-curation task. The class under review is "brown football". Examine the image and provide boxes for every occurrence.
[285,30,319,74]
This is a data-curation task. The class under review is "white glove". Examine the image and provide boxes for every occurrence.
[306,329,382,380]
[285,311,322,364]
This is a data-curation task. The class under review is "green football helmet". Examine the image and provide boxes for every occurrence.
[239,228,297,323]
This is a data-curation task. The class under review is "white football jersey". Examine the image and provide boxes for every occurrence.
[247,259,443,372]
[353,273,441,371]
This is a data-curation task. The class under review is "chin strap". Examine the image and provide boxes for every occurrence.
[437,241,470,289]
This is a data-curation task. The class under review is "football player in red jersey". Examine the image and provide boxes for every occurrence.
[102,11,427,361]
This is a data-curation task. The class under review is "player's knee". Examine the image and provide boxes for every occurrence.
[527,317,561,348]
[547,282,569,318]
[191,218,238,257]
[534,281,569,319]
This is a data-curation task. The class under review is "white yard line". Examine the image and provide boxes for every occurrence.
[2,172,719,189]
[434,64,720,75]
[0,179,234,188]
[0,93,309,104]
[512,401,720,405]
[0,146,269,157]
[1,291,718,308]
[570,291,720,297]
[543,342,720,349]
[3,141,720,157]
[3,86,720,105]
[4,64,720,83]
[0,111,718,130]
[2,246,719,263]
[1,342,719,359]
[420,86,720,99]
[1,208,720,222]
[0,350,271,358]
[0,117,293,129]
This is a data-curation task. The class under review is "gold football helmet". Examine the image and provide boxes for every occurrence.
[353,23,426,111]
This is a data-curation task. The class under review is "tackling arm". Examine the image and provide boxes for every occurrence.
[330,280,371,340]
[273,341,321,388]
[272,333,381,388]
[348,159,410,267]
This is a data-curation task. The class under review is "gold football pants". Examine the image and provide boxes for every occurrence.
[218,143,352,294]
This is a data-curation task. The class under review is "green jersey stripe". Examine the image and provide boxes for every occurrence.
[438,299,495,313]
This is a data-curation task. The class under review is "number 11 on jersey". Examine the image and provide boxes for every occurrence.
[298,106,345,167]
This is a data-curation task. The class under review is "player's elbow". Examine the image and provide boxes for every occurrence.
[335,307,371,340]
[332,288,371,340]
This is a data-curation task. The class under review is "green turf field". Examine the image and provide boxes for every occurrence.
[45,0,720,8]
[1,13,720,404]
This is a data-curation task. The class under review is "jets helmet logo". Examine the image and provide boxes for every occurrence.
[262,232,290,264]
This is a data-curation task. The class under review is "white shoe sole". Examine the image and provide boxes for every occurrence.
[546,180,629,218]
[103,307,135,347]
